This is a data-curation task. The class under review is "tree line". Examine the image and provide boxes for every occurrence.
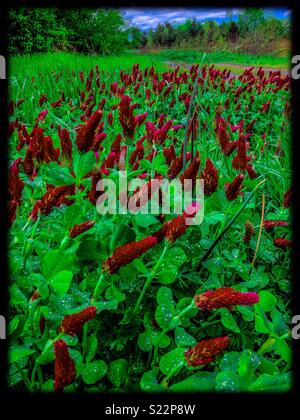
[8,8,290,55]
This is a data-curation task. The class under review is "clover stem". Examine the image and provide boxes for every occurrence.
[152,328,168,367]
[133,243,169,316]
[161,360,185,388]
[82,323,89,361]
[197,179,266,268]
[91,274,104,302]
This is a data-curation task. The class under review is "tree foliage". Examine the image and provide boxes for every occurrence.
[8,8,290,55]
[8,8,129,55]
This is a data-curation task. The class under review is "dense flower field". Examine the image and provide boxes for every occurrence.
[8,61,292,392]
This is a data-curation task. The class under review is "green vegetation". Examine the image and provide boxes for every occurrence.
[8,8,290,57]
[8,8,130,55]
[9,52,168,82]
[8,51,292,393]
[9,50,289,94]
[7,6,292,394]
[146,9,289,55]
[149,50,290,70]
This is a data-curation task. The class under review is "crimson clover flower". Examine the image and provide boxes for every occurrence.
[264,220,289,231]
[180,151,200,187]
[200,158,219,196]
[153,202,200,243]
[225,173,244,201]
[283,187,292,208]
[76,110,102,152]
[69,221,96,238]
[54,339,76,392]
[274,238,292,248]
[58,127,72,160]
[119,95,136,139]
[243,221,254,243]
[58,306,97,336]
[185,336,230,367]
[103,236,158,274]
[194,287,259,311]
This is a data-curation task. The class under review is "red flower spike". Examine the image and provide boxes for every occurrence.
[232,133,248,171]
[58,128,72,160]
[39,317,46,334]
[58,306,97,336]
[135,112,148,127]
[167,156,183,179]
[119,95,136,139]
[103,236,157,274]
[37,109,48,122]
[274,238,293,248]
[163,144,176,165]
[54,339,76,392]
[153,202,200,243]
[88,170,103,205]
[33,185,75,217]
[107,112,114,126]
[201,159,219,196]
[246,164,257,179]
[111,133,122,154]
[243,221,254,243]
[180,151,200,187]
[264,220,289,231]
[51,98,63,108]
[283,187,292,208]
[76,110,102,152]
[39,94,48,107]
[69,221,96,238]
[8,158,25,203]
[185,336,230,367]
[43,136,60,163]
[195,287,259,311]
[103,152,117,169]
[225,174,244,201]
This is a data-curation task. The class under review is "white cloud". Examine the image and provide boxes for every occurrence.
[194,11,227,20]
[121,7,289,29]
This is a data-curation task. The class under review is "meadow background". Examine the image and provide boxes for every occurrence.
[9,8,290,75]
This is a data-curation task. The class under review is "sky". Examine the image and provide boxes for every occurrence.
[121,8,291,30]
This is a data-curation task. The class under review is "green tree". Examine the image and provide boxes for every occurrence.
[237,8,265,35]
[146,29,155,48]
[127,26,147,49]
[153,24,165,46]
[8,8,66,54]
[8,8,128,55]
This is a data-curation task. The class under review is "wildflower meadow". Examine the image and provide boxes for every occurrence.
[8,49,292,392]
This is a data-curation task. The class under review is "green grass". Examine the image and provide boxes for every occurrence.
[9,52,168,80]
[149,49,290,70]
[9,52,169,110]
[9,49,290,85]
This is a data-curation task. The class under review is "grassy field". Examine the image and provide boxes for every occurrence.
[146,49,290,70]
[8,52,168,81]
[9,49,290,83]
[9,52,168,112]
